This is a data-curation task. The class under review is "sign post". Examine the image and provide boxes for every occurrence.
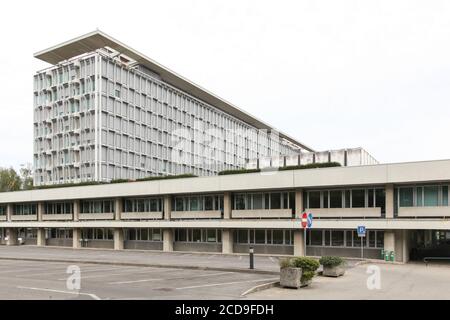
[357,226,366,259]
[301,212,313,256]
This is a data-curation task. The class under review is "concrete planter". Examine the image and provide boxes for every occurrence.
[280,267,302,289]
[322,265,345,277]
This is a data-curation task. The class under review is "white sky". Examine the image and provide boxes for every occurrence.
[1,0,450,170]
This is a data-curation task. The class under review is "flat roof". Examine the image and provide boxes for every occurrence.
[34,30,314,152]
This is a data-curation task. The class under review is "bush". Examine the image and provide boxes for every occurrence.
[218,169,261,175]
[279,258,294,269]
[319,256,345,267]
[279,162,341,171]
[290,257,320,282]
[135,174,197,182]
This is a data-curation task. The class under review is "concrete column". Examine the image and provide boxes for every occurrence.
[384,230,395,252]
[293,230,305,256]
[394,230,410,263]
[385,184,394,219]
[114,228,124,250]
[163,196,172,220]
[73,200,80,222]
[222,229,233,254]
[6,228,17,246]
[6,204,13,222]
[73,228,81,249]
[295,189,304,218]
[37,202,44,221]
[37,228,46,246]
[163,229,174,252]
[114,198,122,221]
[223,192,232,219]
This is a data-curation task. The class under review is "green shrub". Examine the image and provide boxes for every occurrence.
[218,169,261,175]
[135,174,197,182]
[279,162,341,171]
[279,258,293,269]
[290,257,320,282]
[33,181,106,189]
[110,179,131,184]
[319,256,345,267]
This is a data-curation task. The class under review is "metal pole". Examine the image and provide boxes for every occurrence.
[304,228,307,257]
[361,236,363,259]
[249,246,254,269]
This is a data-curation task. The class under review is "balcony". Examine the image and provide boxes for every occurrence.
[398,206,450,217]
[305,207,382,218]
[231,209,293,219]
[79,213,115,220]
[11,214,38,221]
[42,214,73,221]
[0,216,7,221]
[121,212,163,220]
[171,210,222,219]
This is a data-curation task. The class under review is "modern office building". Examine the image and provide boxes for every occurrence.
[33,30,313,186]
[0,159,449,262]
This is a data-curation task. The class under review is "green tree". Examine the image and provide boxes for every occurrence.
[0,168,22,192]
[19,164,33,190]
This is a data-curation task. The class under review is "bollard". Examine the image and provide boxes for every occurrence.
[249,246,254,269]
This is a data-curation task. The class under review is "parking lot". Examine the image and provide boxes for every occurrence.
[0,259,279,300]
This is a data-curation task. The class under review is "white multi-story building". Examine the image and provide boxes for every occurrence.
[33,30,312,186]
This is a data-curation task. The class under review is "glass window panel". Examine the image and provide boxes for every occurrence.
[329,190,342,208]
[376,231,384,248]
[204,196,213,211]
[345,190,351,208]
[345,230,353,247]
[140,228,148,241]
[207,229,216,242]
[443,186,448,206]
[424,186,439,207]
[352,189,365,208]
[253,194,263,210]
[235,195,246,210]
[310,230,323,246]
[193,229,202,242]
[324,230,331,246]
[368,230,376,248]
[272,230,283,244]
[308,191,321,208]
[255,230,265,244]
[416,187,423,206]
[331,230,344,246]
[399,188,414,207]
[375,189,386,212]
[270,193,281,209]
[152,229,161,241]
[368,189,374,207]
[238,229,248,244]
[323,191,328,208]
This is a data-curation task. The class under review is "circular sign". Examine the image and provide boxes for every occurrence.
[301,212,308,228]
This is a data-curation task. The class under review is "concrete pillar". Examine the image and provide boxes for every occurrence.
[163,229,174,252]
[73,200,80,222]
[394,230,410,263]
[385,184,394,219]
[163,196,171,220]
[222,229,233,254]
[114,198,122,221]
[37,228,46,246]
[295,189,304,218]
[223,192,232,219]
[293,230,305,256]
[114,228,124,250]
[384,230,395,252]
[6,228,17,246]
[73,228,81,249]
[6,204,13,222]
[37,202,44,222]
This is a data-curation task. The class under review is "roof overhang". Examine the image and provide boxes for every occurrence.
[34,30,314,151]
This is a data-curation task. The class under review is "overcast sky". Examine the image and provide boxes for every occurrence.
[1,0,450,170]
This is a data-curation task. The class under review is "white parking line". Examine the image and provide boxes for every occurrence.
[175,278,279,290]
[17,286,101,300]
[56,267,172,280]
[109,271,233,285]
[21,266,136,278]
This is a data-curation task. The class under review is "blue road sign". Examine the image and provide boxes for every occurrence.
[307,213,313,228]
[357,226,366,237]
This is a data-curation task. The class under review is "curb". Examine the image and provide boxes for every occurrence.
[240,280,280,297]
[0,256,279,276]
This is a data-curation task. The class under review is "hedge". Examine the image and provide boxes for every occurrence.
[218,168,261,175]
[279,162,341,171]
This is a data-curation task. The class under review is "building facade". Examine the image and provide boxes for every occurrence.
[33,31,312,186]
[1,159,450,262]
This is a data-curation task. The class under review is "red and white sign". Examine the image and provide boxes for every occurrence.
[301,212,308,228]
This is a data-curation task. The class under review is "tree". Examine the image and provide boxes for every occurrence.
[0,168,22,192]
[19,163,33,190]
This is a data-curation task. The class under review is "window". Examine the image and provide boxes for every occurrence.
[399,188,414,207]
[235,194,246,210]
[310,230,323,246]
[253,194,263,210]
[329,190,342,208]
[272,230,284,244]
[352,189,365,208]
[237,229,248,243]
[255,230,265,244]
[270,193,281,209]
[331,230,344,246]
[375,189,386,212]
[308,191,321,208]
[424,186,439,207]
[443,186,449,206]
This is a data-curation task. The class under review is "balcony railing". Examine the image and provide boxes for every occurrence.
[305,207,382,218]
[171,210,222,219]
[398,206,450,217]
[121,212,163,220]
[231,209,293,219]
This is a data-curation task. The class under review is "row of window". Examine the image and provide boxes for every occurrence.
[172,195,224,212]
[234,229,294,245]
[44,202,73,215]
[307,229,384,248]
[81,228,114,240]
[125,228,163,241]
[175,229,222,243]
[13,204,37,215]
[123,198,163,213]
[397,185,449,207]
[233,192,295,210]
[80,200,115,214]
[306,189,386,212]
[0,206,6,215]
